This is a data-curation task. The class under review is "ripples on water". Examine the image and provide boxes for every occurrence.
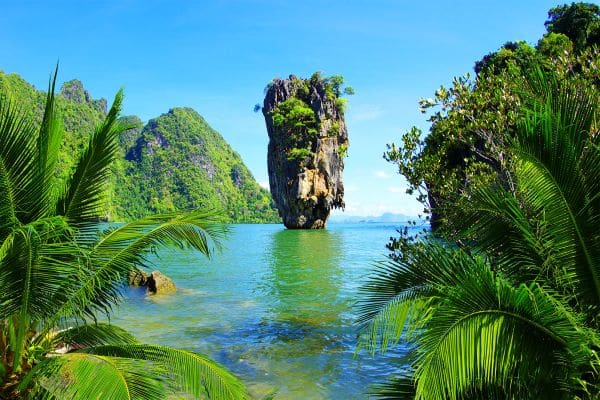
[110,223,415,399]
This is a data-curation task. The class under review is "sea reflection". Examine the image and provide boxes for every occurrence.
[266,229,345,327]
[238,228,349,399]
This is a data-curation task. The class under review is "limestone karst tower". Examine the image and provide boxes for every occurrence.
[262,73,351,229]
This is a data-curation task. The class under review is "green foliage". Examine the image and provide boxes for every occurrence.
[118,107,278,223]
[267,72,352,169]
[272,97,318,165]
[335,97,348,113]
[537,32,574,59]
[0,69,278,224]
[287,147,313,162]
[321,74,354,99]
[0,71,247,399]
[360,68,600,399]
[474,41,537,75]
[385,2,600,229]
[327,121,340,136]
[338,143,349,158]
[545,2,600,51]
[272,97,318,139]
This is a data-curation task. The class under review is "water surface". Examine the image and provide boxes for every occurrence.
[111,223,410,399]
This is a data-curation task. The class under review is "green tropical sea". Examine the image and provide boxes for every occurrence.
[109,223,412,399]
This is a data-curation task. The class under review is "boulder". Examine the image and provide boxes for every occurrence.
[146,270,177,295]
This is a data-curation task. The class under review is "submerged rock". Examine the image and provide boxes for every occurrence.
[262,73,350,229]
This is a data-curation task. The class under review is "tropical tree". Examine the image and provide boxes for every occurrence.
[0,70,247,399]
[358,70,600,399]
[385,2,600,230]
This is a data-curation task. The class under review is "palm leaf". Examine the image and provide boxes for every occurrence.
[23,352,165,400]
[29,67,62,221]
[0,217,84,372]
[23,343,247,399]
[511,78,600,317]
[369,374,416,400]
[0,158,18,243]
[0,92,38,229]
[83,344,247,399]
[414,264,587,400]
[451,185,550,283]
[357,244,485,353]
[44,211,227,327]
[56,89,130,223]
[49,322,138,350]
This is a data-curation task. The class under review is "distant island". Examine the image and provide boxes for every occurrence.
[327,212,416,224]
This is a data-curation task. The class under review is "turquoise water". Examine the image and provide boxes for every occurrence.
[110,223,410,399]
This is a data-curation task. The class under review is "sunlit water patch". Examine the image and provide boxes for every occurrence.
[109,223,413,399]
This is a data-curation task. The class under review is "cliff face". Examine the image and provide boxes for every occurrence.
[262,74,350,229]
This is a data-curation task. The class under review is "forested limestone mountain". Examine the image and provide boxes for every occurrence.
[0,69,278,222]
[119,107,278,222]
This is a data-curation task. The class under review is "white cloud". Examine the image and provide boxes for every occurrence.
[374,170,390,179]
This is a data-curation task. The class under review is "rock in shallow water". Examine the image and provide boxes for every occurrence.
[147,270,177,295]
[262,74,349,229]
[128,268,176,295]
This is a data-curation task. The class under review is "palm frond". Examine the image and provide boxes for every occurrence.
[0,217,84,372]
[0,158,18,242]
[356,244,480,353]
[83,344,247,399]
[0,217,82,319]
[49,322,138,350]
[0,92,38,228]
[451,186,550,282]
[45,211,227,326]
[512,80,600,317]
[30,67,62,220]
[23,351,165,400]
[369,374,416,400]
[56,89,130,223]
[414,266,587,400]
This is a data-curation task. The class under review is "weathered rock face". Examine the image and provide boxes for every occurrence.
[263,74,349,229]
[59,79,107,113]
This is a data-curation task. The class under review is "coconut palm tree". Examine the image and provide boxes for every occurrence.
[0,70,247,399]
[357,70,600,399]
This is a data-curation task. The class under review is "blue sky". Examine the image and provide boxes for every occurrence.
[1,0,558,216]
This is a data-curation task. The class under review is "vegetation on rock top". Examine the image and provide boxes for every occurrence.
[266,73,353,165]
